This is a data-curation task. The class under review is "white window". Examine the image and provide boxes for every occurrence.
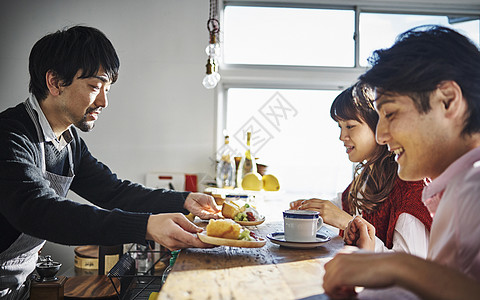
[218,2,480,198]
[359,13,480,66]
[225,88,353,198]
[224,6,355,67]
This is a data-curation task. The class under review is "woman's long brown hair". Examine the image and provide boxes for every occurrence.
[330,83,398,214]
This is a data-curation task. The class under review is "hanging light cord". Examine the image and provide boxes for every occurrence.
[207,0,220,36]
[202,0,221,89]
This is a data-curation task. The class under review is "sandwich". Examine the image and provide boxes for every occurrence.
[222,200,261,222]
[206,219,253,241]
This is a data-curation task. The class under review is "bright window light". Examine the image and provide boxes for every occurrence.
[360,13,480,66]
[223,6,355,67]
[225,88,353,199]
[221,5,480,198]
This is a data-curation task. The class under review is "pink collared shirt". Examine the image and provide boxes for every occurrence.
[423,146,480,280]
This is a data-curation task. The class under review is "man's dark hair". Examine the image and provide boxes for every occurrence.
[360,25,480,135]
[29,25,120,101]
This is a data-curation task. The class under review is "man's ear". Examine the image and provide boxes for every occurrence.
[436,80,465,119]
[45,70,62,96]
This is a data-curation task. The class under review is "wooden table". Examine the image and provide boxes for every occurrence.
[158,196,345,300]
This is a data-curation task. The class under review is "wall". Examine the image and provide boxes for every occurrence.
[0,0,217,271]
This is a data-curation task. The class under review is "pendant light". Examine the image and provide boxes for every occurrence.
[202,0,221,89]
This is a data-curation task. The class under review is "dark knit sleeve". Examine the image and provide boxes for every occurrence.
[0,111,150,247]
[0,105,190,248]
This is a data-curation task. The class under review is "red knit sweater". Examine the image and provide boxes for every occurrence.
[341,178,432,249]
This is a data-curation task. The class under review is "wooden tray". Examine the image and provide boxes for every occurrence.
[234,216,265,226]
[74,245,98,258]
[197,231,266,248]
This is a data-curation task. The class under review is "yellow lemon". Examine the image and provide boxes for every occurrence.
[241,172,263,191]
[262,174,280,191]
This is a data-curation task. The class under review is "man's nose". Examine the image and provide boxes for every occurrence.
[95,90,108,109]
[375,118,388,145]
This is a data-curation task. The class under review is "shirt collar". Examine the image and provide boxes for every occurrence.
[422,146,480,201]
[27,94,73,151]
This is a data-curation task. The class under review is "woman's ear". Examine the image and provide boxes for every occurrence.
[45,70,62,96]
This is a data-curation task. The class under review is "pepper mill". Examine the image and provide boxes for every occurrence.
[30,255,66,300]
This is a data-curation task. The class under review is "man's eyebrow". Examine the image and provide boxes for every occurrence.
[375,98,395,111]
[92,75,109,83]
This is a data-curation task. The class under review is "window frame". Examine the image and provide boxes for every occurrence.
[215,0,480,149]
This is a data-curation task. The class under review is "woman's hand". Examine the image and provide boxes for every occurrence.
[291,198,353,230]
[289,199,304,210]
[344,216,376,251]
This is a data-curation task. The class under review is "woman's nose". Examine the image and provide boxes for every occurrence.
[339,129,348,141]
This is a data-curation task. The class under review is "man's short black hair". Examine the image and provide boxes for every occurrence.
[29,25,120,101]
[360,25,480,135]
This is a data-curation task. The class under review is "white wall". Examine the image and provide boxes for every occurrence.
[0,0,217,271]
[0,0,217,182]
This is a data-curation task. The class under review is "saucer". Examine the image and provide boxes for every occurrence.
[266,232,331,249]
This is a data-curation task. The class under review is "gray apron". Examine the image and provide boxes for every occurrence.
[0,100,75,299]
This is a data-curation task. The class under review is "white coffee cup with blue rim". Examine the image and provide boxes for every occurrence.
[283,210,323,242]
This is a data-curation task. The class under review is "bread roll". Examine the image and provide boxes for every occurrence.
[206,219,241,240]
[221,201,241,219]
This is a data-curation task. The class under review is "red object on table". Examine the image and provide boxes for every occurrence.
[185,174,197,192]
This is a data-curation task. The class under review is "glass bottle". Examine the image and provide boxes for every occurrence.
[236,131,257,187]
[134,244,153,275]
[161,250,180,286]
[216,134,236,189]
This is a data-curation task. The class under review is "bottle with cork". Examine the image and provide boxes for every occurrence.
[216,132,236,189]
[236,131,257,188]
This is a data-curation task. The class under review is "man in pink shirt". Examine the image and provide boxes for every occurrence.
[323,25,480,299]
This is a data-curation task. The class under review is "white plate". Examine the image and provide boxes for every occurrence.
[266,232,331,249]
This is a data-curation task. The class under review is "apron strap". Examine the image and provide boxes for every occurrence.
[24,99,46,173]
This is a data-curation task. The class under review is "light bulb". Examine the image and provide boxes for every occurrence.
[205,43,221,59]
[202,72,221,89]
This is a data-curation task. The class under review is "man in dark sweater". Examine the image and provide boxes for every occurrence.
[0,25,220,298]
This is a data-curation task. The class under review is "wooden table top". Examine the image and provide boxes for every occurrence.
[158,197,345,300]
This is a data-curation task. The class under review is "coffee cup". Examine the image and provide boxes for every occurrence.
[283,210,323,242]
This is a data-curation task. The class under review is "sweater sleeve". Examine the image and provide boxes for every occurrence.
[0,112,189,249]
[0,118,151,246]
